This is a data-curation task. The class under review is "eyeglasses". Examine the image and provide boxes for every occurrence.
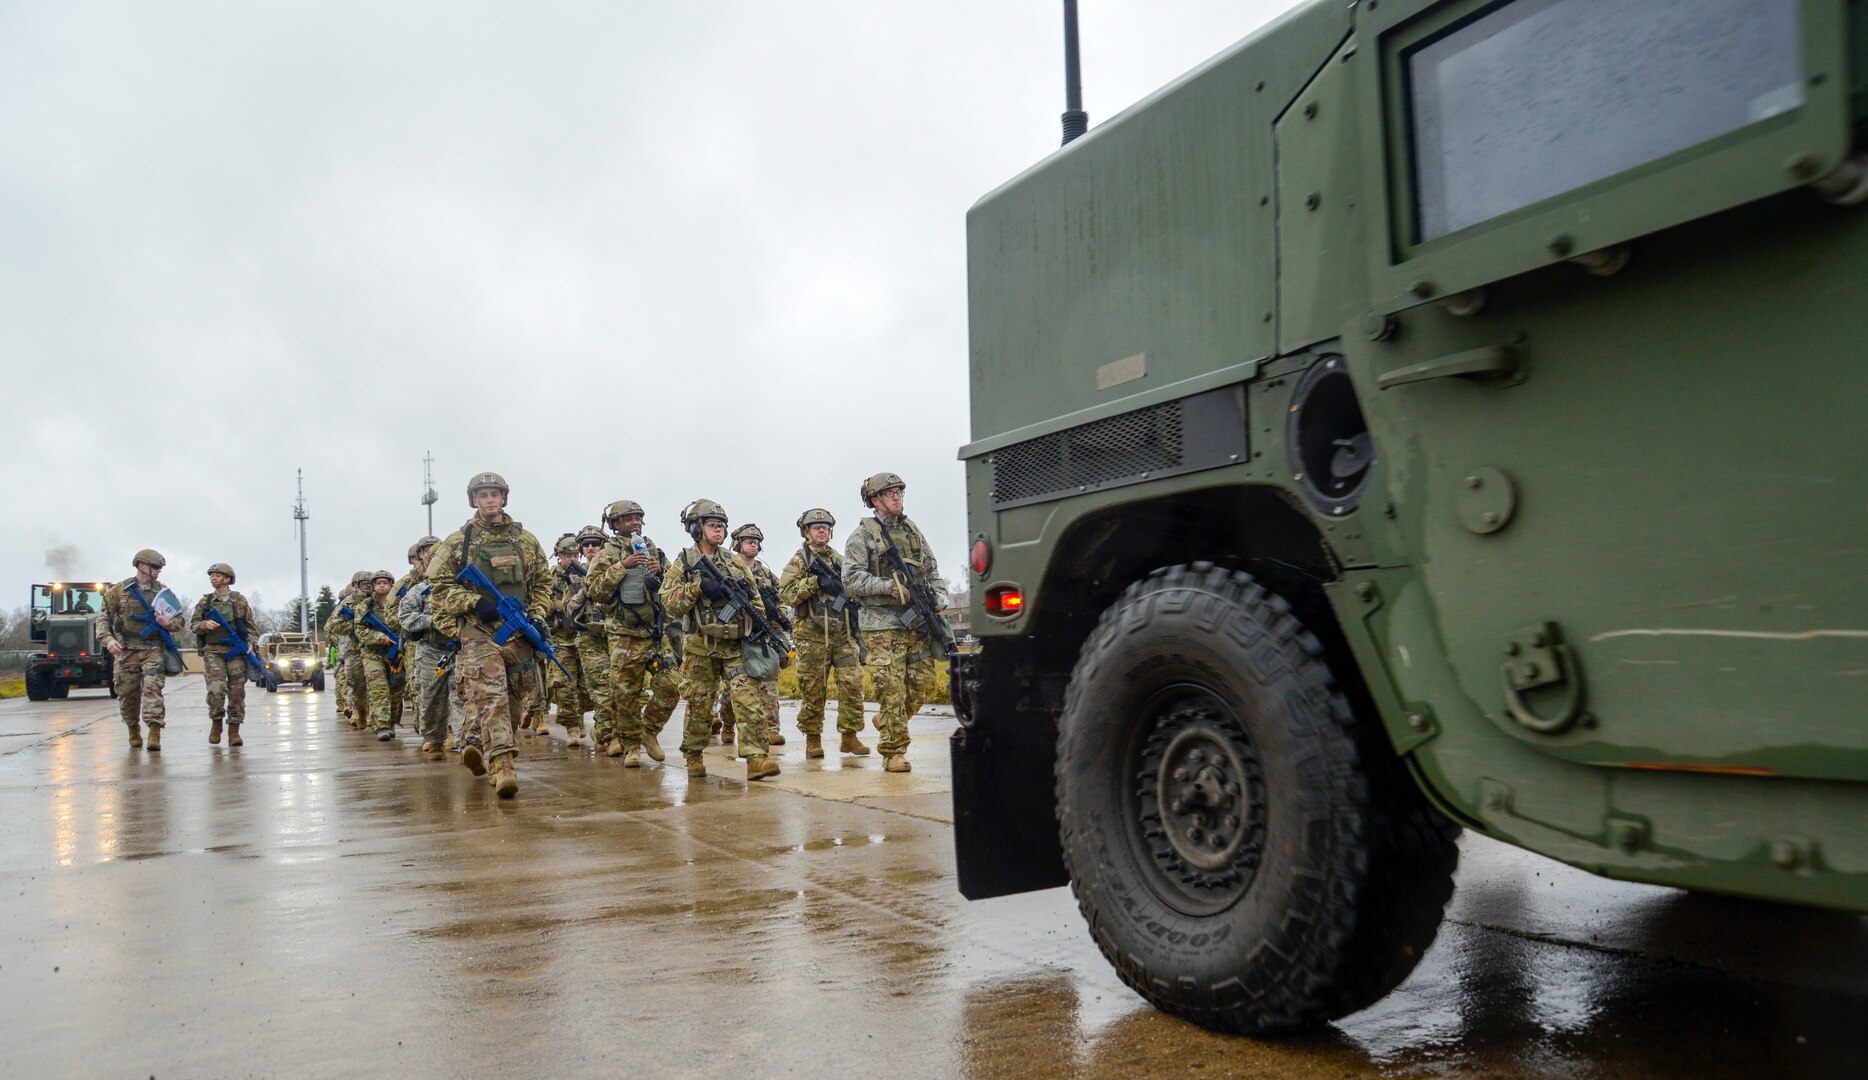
[579,542,602,550]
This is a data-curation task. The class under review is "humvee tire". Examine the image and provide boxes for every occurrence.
[25,669,50,702]
[310,671,325,692]
[1055,564,1459,1032]
[266,681,278,694]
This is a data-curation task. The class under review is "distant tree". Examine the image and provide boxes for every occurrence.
[0,606,32,651]
[278,596,313,634]
[314,585,337,631]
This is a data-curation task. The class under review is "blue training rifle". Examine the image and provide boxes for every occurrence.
[359,611,405,671]
[455,561,574,681]
[205,608,280,690]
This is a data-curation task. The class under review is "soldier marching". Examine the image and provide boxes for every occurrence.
[115,468,952,801]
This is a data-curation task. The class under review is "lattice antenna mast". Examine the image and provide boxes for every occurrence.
[294,469,311,633]
[421,451,438,536]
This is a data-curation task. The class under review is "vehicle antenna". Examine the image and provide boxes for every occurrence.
[1061,0,1088,145]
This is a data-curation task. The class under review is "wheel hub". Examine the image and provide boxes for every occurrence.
[1135,701,1266,910]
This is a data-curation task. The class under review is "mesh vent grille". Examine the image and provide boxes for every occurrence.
[992,402,1184,507]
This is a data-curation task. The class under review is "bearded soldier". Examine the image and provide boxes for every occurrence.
[585,500,674,766]
[396,536,453,761]
[660,499,779,782]
[778,509,868,759]
[354,570,406,741]
[190,562,258,746]
[843,472,949,773]
[426,471,553,798]
[545,533,594,747]
[98,549,185,751]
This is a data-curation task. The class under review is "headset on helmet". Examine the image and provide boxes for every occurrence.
[466,471,510,508]
[860,471,906,508]
[796,508,836,537]
[207,562,236,583]
[679,499,728,541]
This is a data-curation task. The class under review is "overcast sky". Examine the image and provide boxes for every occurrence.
[2,0,1291,615]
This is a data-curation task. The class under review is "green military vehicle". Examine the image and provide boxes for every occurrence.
[24,582,115,700]
[949,0,1868,1035]
[259,631,325,691]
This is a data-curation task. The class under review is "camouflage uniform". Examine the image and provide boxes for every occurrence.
[190,588,258,729]
[661,543,772,766]
[427,510,553,774]
[353,585,405,735]
[392,566,424,735]
[716,552,785,753]
[398,572,462,752]
[586,531,674,755]
[778,542,865,739]
[326,579,372,726]
[546,554,592,738]
[99,575,184,736]
[324,596,355,718]
[639,621,686,740]
[843,512,948,759]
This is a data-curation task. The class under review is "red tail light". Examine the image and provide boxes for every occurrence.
[969,537,992,577]
[985,587,1024,616]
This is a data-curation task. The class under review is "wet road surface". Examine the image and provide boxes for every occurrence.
[2,680,1863,1078]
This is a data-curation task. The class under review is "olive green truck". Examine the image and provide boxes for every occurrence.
[948,0,1868,1034]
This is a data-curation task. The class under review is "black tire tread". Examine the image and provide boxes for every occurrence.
[1055,562,1458,1033]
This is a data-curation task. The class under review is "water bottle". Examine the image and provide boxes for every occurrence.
[619,533,650,605]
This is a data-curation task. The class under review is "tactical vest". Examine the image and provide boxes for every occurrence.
[598,537,661,629]
[201,593,239,647]
[862,515,932,576]
[463,522,528,599]
[359,596,388,647]
[680,548,748,640]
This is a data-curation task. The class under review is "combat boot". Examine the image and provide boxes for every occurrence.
[606,738,624,757]
[884,753,912,774]
[228,724,243,747]
[623,748,641,768]
[444,731,458,752]
[146,726,162,752]
[461,742,487,776]
[686,751,707,778]
[840,732,871,756]
[642,729,666,763]
[806,734,824,759]
[491,755,518,798]
[747,755,780,781]
[767,728,786,746]
[127,723,143,749]
[209,719,223,744]
[564,725,584,749]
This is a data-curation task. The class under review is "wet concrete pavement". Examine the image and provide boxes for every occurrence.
[2,679,1862,1079]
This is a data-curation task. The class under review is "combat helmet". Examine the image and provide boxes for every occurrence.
[731,523,764,545]
[860,471,906,508]
[575,525,607,547]
[408,536,440,561]
[796,508,836,537]
[679,498,728,541]
[603,499,645,527]
[351,570,373,588]
[466,471,509,507]
[372,569,395,584]
[554,533,579,556]
[132,548,167,570]
[207,562,236,583]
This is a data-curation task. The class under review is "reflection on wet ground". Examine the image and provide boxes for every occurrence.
[1,681,1861,1077]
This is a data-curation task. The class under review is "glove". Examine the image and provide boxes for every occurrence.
[472,596,499,622]
[813,567,843,595]
[890,576,913,606]
[699,579,730,601]
[644,572,663,593]
[760,586,783,613]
